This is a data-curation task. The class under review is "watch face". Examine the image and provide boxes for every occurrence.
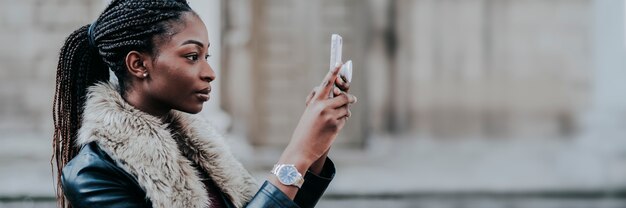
[277,165,300,185]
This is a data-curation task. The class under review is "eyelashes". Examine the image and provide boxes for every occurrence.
[184,53,211,62]
[185,54,198,61]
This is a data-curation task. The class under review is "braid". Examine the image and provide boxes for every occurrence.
[52,0,193,207]
[52,24,108,208]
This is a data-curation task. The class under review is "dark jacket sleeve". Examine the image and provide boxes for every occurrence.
[245,158,336,208]
[61,143,151,208]
[294,157,335,208]
[245,181,300,208]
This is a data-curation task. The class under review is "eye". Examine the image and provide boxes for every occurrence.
[185,54,199,61]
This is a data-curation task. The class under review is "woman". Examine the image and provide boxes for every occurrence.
[52,0,356,207]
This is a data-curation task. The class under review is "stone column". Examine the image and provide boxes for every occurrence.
[577,0,626,152]
[570,0,626,188]
[365,0,392,135]
[222,0,254,138]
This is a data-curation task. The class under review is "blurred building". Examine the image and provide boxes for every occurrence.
[222,0,590,146]
[220,2,626,208]
[1,0,626,207]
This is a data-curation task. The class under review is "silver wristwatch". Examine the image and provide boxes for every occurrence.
[271,164,305,188]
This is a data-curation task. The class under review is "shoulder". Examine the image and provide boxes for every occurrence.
[62,142,133,185]
[61,142,149,207]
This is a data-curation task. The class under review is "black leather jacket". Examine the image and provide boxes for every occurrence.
[62,142,335,208]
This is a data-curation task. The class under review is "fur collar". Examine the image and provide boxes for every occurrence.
[77,82,257,208]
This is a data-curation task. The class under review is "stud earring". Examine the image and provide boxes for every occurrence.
[143,72,148,78]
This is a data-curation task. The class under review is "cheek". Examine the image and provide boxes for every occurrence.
[153,59,185,84]
[149,64,182,94]
[152,65,203,110]
[158,68,192,94]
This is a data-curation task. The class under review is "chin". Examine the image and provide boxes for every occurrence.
[178,105,203,114]
[189,107,203,114]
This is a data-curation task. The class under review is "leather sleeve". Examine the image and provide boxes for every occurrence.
[245,181,300,208]
[61,145,151,208]
[293,158,335,208]
[244,158,335,208]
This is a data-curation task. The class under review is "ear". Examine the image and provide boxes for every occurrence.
[124,51,150,79]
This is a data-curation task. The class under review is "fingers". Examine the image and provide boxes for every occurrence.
[326,92,357,109]
[314,63,342,100]
[309,80,345,106]
[307,86,341,106]
[333,87,341,97]
[335,75,350,92]
[332,106,351,120]
[305,87,319,106]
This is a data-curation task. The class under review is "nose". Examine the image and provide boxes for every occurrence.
[201,62,216,82]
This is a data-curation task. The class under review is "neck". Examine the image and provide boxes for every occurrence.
[123,88,170,119]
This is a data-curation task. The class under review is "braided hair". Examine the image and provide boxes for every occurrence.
[52,0,193,207]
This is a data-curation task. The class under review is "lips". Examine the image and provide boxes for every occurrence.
[196,87,211,102]
[197,87,211,94]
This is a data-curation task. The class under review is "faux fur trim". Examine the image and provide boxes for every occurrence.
[77,82,257,208]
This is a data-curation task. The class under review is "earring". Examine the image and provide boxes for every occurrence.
[142,72,148,77]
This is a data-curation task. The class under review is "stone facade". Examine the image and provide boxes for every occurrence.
[393,0,591,139]
[2,0,626,207]
[222,0,626,201]
[0,0,102,134]
[222,0,592,145]
[0,0,104,197]
[223,0,369,147]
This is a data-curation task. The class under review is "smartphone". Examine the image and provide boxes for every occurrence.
[329,34,343,71]
[329,34,352,97]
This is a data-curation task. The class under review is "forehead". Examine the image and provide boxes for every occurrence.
[162,13,209,49]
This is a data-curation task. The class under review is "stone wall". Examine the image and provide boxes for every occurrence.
[0,0,104,197]
[0,0,102,134]
[223,0,593,147]
[2,0,626,206]
[223,0,369,147]
[392,0,591,139]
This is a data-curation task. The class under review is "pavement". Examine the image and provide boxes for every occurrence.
[2,133,626,208]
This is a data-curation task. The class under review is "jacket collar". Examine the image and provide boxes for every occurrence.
[77,82,257,208]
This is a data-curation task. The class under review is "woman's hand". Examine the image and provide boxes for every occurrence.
[278,64,357,174]
[270,64,356,199]
[305,73,352,174]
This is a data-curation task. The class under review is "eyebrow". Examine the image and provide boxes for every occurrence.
[181,40,210,49]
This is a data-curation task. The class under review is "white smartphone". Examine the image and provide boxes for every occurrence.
[330,34,343,71]
[329,34,353,97]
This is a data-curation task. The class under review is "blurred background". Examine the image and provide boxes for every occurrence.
[1,0,626,207]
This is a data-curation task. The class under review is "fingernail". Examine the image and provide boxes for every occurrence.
[353,96,358,103]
